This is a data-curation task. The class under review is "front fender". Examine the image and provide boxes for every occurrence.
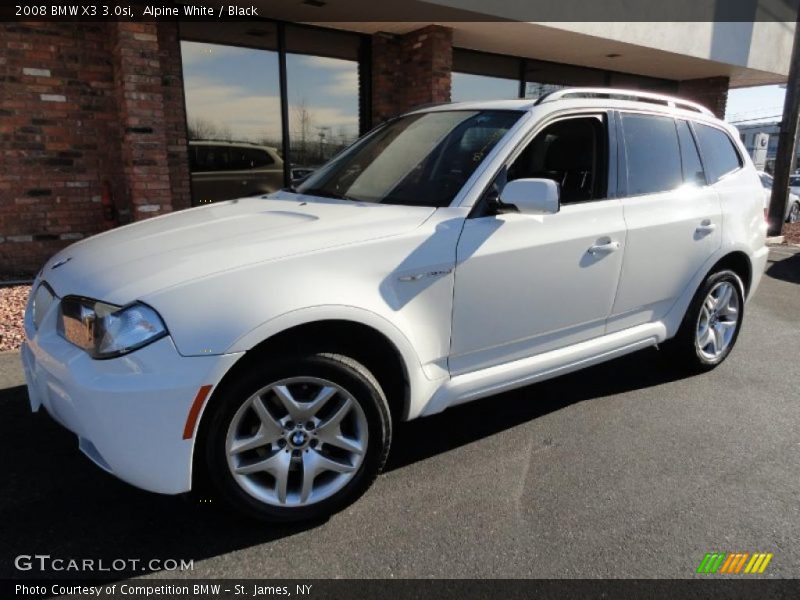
[226,304,445,420]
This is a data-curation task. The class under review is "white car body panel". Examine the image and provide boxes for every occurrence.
[451,198,626,375]
[608,183,722,331]
[22,92,769,495]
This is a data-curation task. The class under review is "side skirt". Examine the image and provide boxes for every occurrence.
[420,322,667,416]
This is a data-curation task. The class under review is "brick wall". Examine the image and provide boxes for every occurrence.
[677,76,730,119]
[0,21,189,276]
[372,25,453,125]
[0,23,123,276]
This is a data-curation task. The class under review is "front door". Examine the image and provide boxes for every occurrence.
[449,113,627,375]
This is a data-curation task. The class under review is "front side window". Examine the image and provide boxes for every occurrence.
[505,115,607,204]
[296,110,522,207]
[693,123,743,184]
[621,113,683,196]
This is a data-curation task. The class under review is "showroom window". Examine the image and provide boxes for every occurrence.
[179,21,367,205]
[454,49,678,103]
[286,25,361,176]
[452,49,521,102]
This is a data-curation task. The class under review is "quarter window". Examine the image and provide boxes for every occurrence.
[621,113,683,196]
[693,123,743,183]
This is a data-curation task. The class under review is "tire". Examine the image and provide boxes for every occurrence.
[663,269,745,372]
[787,201,800,224]
[204,352,391,522]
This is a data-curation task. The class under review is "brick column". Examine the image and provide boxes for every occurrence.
[677,76,730,119]
[372,25,453,124]
[111,22,189,220]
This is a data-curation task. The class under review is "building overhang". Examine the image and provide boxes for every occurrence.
[194,0,794,88]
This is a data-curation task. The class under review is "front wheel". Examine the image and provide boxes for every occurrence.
[664,269,744,372]
[204,353,392,522]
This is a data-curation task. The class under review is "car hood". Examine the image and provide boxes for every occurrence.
[42,193,436,303]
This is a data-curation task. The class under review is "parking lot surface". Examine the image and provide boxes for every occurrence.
[1,248,798,579]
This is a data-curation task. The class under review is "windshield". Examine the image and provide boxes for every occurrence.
[296,110,522,207]
[790,175,800,187]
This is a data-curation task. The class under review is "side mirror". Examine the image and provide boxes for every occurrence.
[499,178,560,215]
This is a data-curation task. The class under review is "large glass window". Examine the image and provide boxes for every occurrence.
[286,54,359,176]
[181,36,284,204]
[297,110,522,207]
[286,25,361,180]
[621,113,683,196]
[524,60,605,99]
[180,23,364,205]
[452,49,520,102]
[693,123,743,184]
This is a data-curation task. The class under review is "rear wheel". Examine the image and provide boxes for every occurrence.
[664,269,744,372]
[204,353,391,522]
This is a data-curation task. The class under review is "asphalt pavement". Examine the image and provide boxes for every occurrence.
[1,247,798,580]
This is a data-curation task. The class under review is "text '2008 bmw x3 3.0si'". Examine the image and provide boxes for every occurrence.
[22,88,769,521]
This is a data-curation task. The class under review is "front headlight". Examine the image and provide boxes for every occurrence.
[58,296,168,359]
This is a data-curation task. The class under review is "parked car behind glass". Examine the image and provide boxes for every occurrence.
[188,140,284,205]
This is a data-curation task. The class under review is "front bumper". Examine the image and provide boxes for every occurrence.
[22,298,242,495]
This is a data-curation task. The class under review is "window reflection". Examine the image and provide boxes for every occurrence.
[181,40,284,204]
[286,54,360,183]
[452,72,519,102]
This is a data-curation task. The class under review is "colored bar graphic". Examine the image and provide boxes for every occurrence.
[734,553,749,574]
[759,553,773,573]
[699,552,773,574]
[718,553,736,574]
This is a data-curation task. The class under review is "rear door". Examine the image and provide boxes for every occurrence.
[608,112,722,332]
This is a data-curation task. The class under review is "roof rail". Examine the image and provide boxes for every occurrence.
[534,87,714,116]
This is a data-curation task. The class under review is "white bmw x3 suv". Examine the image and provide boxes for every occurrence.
[22,88,769,521]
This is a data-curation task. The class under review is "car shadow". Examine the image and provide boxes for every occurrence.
[386,347,684,471]
[0,345,687,581]
[765,248,800,284]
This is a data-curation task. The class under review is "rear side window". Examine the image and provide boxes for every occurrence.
[693,123,742,183]
[621,113,683,196]
[676,120,705,186]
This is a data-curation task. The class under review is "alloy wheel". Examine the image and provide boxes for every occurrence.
[225,377,368,507]
[695,281,740,362]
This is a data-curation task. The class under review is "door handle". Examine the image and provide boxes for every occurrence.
[696,220,717,234]
[588,240,620,255]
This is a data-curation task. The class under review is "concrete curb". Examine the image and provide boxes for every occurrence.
[766,236,785,246]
